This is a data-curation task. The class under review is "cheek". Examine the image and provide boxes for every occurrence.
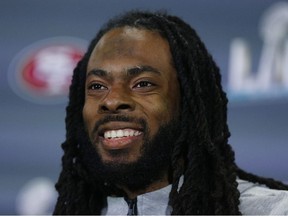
[168,94,181,120]
[158,87,181,121]
[145,97,178,135]
[82,102,97,136]
[162,99,179,122]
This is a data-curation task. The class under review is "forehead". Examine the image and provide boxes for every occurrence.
[87,27,174,73]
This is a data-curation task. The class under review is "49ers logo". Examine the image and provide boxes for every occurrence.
[8,37,87,104]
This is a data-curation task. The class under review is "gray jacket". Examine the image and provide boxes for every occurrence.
[102,179,288,215]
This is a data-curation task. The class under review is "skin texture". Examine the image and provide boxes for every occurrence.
[82,27,181,198]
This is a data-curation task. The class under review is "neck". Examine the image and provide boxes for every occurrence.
[120,174,169,199]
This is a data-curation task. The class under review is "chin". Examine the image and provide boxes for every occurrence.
[100,148,141,165]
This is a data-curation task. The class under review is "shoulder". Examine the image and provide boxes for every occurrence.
[237,179,288,215]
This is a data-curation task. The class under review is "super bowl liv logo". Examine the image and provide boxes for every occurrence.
[228,2,288,101]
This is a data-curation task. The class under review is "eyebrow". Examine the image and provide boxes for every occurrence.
[86,65,161,79]
[86,69,107,78]
[126,65,161,77]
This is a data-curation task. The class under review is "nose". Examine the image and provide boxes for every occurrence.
[99,86,135,114]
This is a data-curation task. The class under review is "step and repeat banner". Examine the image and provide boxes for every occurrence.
[1,0,287,214]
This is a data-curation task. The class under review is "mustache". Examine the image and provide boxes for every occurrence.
[92,115,147,135]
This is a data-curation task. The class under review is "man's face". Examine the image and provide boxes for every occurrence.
[83,27,180,166]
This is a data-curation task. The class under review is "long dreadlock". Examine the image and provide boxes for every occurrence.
[53,10,288,215]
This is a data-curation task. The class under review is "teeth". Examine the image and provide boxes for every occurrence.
[104,129,142,139]
[111,131,117,138]
[104,131,111,139]
[117,130,124,137]
[124,130,129,137]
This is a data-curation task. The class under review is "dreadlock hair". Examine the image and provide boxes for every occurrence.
[53,10,288,215]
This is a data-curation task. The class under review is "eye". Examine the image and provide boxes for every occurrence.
[134,81,154,88]
[88,83,107,90]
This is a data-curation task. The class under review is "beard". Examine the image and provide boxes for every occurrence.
[79,115,180,194]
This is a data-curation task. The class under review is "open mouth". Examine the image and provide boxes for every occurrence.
[103,129,142,139]
[97,122,144,150]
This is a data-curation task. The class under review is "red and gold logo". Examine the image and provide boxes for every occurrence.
[8,37,87,104]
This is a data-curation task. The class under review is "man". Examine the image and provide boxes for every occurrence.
[53,11,288,215]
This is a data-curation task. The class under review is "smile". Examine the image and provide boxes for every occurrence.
[104,129,142,139]
[96,122,145,150]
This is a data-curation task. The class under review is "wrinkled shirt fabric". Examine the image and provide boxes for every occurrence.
[101,179,288,215]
